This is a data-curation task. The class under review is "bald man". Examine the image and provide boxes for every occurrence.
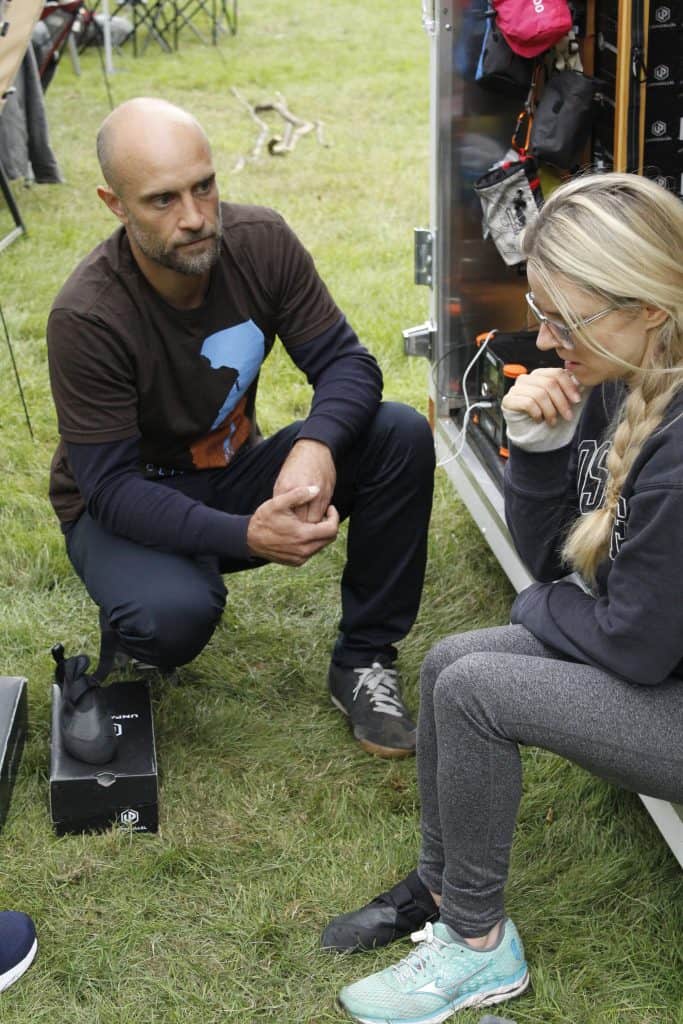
[47,98,435,762]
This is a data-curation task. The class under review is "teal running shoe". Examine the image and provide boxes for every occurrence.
[337,918,529,1024]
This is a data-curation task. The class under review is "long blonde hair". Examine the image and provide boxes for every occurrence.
[522,173,683,584]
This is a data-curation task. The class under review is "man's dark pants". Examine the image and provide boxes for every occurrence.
[66,402,435,671]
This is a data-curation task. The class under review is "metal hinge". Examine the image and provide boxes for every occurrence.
[413,228,434,286]
[421,0,436,35]
[402,321,435,359]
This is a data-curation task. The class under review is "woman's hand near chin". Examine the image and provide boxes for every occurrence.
[502,366,584,427]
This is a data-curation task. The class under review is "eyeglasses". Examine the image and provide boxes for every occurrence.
[525,292,616,350]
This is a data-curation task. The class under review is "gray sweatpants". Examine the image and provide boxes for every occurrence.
[416,625,683,937]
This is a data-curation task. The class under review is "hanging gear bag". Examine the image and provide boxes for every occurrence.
[491,0,573,58]
[530,69,599,167]
[473,153,543,266]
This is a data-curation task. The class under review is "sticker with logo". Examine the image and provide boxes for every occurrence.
[649,119,671,140]
[654,5,671,22]
[652,63,672,84]
[651,174,677,192]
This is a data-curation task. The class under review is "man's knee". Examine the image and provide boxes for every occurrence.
[370,402,435,470]
[112,584,226,668]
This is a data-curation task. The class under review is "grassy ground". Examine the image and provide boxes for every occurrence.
[0,2,681,1021]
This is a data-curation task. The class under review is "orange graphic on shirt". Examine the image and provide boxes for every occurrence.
[190,395,252,468]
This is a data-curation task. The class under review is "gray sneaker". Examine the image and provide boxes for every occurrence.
[328,662,416,758]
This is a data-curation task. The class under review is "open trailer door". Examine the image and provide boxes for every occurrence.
[405,0,683,864]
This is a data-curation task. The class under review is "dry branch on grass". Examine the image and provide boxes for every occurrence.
[231,87,328,172]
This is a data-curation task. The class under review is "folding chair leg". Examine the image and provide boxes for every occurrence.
[67,32,81,75]
[134,2,173,55]
[0,159,26,254]
[212,0,237,44]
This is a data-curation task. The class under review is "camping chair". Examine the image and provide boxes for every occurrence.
[172,0,237,49]
[36,1,84,90]
[109,0,173,55]
[0,0,43,248]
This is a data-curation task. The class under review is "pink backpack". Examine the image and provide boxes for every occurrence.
[491,0,573,58]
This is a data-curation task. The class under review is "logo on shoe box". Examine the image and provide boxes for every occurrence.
[111,712,139,737]
[654,5,671,22]
[119,808,140,827]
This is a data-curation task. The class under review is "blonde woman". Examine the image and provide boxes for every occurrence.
[324,173,683,1023]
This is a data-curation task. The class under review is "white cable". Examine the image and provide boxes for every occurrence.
[438,401,497,468]
[435,329,498,469]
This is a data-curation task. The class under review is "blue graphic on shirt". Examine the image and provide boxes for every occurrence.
[200,319,265,430]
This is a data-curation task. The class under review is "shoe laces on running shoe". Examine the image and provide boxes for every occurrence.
[352,663,404,718]
[392,922,451,984]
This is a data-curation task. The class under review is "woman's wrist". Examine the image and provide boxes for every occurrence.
[503,389,590,452]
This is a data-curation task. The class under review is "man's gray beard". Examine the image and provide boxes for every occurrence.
[129,206,223,276]
[163,234,222,275]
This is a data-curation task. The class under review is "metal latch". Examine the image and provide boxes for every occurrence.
[402,321,435,359]
[414,228,434,286]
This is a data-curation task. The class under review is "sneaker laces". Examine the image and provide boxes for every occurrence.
[392,922,449,982]
[352,663,405,718]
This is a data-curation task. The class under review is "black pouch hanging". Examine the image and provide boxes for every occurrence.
[529,70,599,168]
[475,17,535,97]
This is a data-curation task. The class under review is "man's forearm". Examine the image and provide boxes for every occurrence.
[67,438,251,559]
[288,317,383,459]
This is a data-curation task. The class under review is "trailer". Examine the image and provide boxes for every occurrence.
[405,0,683,866]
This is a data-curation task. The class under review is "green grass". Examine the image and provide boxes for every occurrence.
[0,2,681,1021]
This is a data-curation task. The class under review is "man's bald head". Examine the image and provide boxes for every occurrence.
[96,98,210,197]
[94,97,222,284]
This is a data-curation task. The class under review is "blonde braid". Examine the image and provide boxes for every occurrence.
[562,374,683,584]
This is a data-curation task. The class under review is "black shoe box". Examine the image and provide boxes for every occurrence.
[0,676,28,832]
[50,679,158,836]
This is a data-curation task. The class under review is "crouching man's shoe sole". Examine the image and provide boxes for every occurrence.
[328,662,416,758]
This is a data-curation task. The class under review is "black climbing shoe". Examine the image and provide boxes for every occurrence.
[52,644,117,765]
